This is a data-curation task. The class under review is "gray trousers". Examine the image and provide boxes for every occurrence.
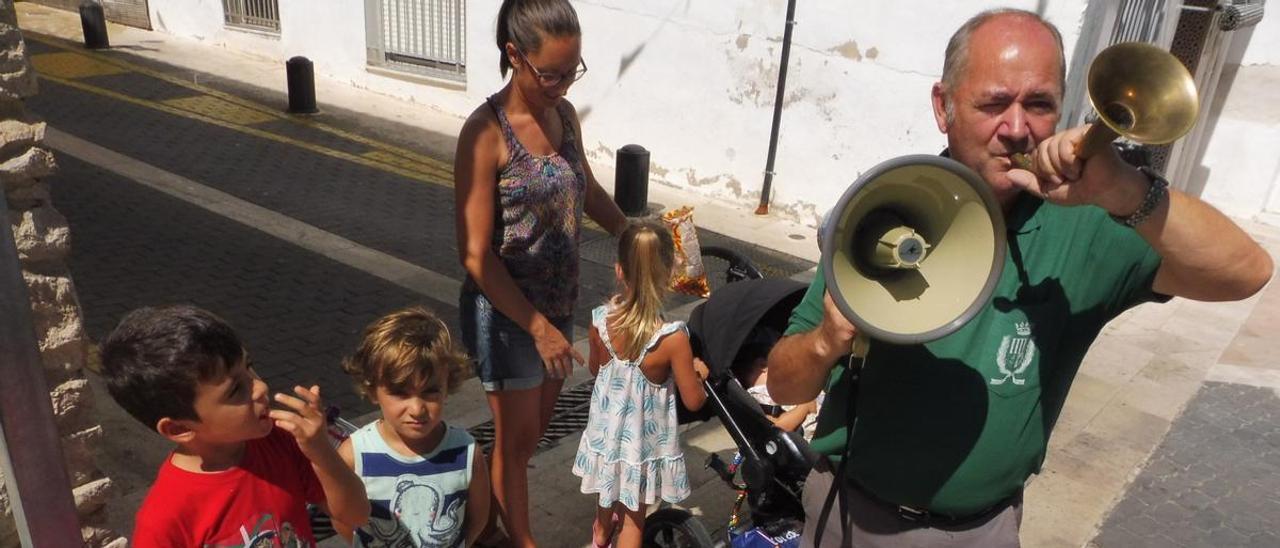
[800,458,1023,547]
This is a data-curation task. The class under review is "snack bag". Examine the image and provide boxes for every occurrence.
[661,206,711,297]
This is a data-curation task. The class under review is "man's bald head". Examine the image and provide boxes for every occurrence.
[940,9,1066,124]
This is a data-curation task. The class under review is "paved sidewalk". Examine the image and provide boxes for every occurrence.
[1093,383,1280,547]
[1090,236,1280,548]
[15,4,1280,547]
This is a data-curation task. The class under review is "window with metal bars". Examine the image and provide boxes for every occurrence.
[223,0,281,33]
[365,0,467,82]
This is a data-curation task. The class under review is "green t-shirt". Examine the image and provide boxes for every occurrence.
[788,194,1165,516]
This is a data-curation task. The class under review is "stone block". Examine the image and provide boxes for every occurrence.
[0,23,37,101]
[0,146,56,187]
[0,119,45,162]
[72,477,113,517]
[10,204,71,263]
[83,527,126,548]
[20,272,88,344]
[28,293,85,341]
[39,329,89,377]
[50,377,94,431]
[62,426,107,486]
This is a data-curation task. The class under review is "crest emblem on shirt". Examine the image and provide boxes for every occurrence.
[991,321,1036,386]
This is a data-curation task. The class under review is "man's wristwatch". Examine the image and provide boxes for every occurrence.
[1111,166,1169,228]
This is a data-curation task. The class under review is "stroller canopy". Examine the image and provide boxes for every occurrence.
[688,277,809,382]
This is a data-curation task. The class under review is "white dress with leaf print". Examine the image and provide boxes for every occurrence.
[572,305,691,511]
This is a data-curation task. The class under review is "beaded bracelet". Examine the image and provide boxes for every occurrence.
[1111,166,1169,228]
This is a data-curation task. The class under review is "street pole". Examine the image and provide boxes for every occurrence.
[0,189,84,547]
[755,0,798,215]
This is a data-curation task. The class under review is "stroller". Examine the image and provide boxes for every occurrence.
[643,276,819,548]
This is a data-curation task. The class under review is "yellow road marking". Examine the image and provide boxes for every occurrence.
[163,95,279,126]
[30,51,126,79]
[38,74,455,186]
[361,150,452,176]
[29,35,605,232]
[27,34,452,175]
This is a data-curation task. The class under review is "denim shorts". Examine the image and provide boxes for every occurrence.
[459,291,574,392]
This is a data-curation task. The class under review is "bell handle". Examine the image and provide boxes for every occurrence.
[1012,121,1122,172]
[1075,122,1121,160]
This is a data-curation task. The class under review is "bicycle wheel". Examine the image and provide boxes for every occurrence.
[643,508,715,548]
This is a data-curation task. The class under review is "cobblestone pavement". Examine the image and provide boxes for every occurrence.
[50,153,438,416]
[1092,382,1280,548]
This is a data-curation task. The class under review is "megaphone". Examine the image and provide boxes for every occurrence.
[820,155,1006,354]
[1014,41,1200,169]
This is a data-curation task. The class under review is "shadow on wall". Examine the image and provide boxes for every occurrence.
[579,0,691,124]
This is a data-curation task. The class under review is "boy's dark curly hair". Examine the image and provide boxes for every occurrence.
[100,305,244,429]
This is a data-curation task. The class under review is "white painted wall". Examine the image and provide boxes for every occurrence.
[143,0,1278,226]
[148,0,286,59]
[471,0,1091,224]
[1195,11,1280,221]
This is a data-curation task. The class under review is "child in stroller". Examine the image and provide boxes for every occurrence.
[644,277,819,548]
[733,326,823,443]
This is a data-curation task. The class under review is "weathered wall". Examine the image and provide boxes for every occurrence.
[0,2,124,546]
[141,0,1090,225]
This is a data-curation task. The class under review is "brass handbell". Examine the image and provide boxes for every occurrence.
[1012,42,1200,171]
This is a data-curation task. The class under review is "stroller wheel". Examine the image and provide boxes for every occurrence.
[643,508,715,548]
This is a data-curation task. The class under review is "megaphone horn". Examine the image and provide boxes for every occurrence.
[1013,41,1199,170]
[821,155,1007,356]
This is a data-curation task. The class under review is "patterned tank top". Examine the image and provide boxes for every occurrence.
[462,95,587,319]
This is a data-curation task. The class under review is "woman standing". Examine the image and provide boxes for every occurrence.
[454,1,627,546]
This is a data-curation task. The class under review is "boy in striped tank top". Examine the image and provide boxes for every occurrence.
[336,306,491,547]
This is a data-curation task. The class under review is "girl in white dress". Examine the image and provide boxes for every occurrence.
[572,220,709,548]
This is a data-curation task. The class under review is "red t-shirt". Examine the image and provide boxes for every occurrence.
[132,427,325,547]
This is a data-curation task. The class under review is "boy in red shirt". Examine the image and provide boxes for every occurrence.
[101,305,370,547]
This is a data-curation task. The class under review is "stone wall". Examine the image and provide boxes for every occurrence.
[0,2,123,546]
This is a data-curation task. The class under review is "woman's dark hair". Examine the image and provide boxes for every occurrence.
[496,0,581,76]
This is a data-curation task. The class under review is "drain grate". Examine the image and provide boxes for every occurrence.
[468,379,596,455]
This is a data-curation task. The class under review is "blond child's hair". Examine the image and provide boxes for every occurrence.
[342,306,470,400]
[608,221,676,361]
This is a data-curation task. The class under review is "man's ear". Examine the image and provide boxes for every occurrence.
[156,417,197,444]
[931,82,950,134]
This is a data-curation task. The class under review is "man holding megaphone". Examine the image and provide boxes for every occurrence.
[767,8,1274,548]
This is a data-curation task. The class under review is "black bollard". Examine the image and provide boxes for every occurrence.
[79,1,109,49]
[286,56,319,114]
[614,144,650,216]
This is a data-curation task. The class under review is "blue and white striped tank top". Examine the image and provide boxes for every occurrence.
[351,422,476,548]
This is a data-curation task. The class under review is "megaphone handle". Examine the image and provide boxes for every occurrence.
[1075,122,1120,160]
[851,334,870,359]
